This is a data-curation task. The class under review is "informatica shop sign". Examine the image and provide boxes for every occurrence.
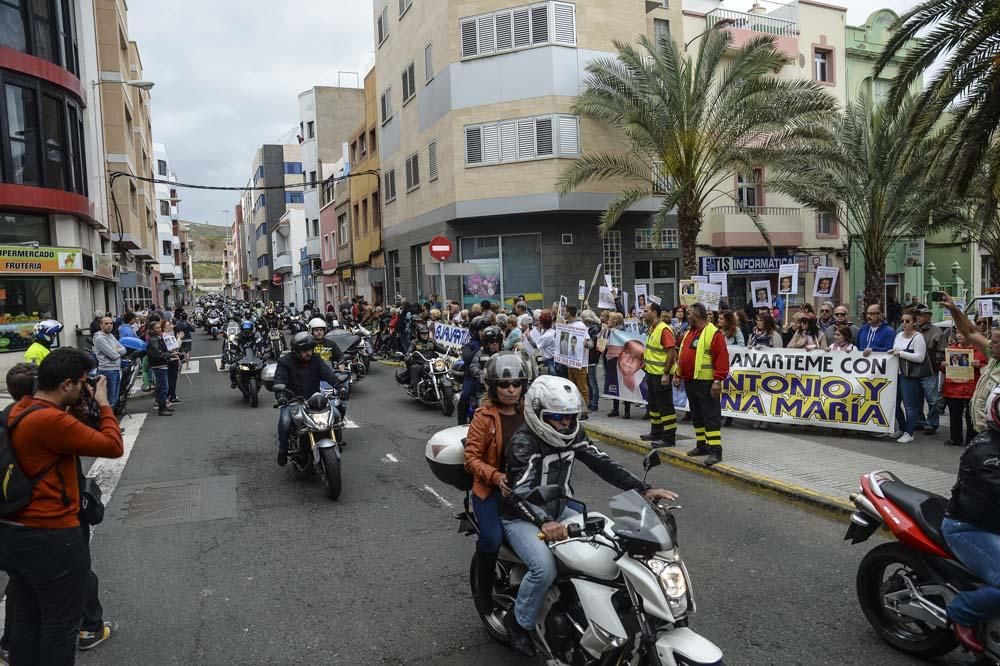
[0,246,83,274]
[698,255,799,276]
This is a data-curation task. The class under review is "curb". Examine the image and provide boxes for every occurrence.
[582,423,854,517]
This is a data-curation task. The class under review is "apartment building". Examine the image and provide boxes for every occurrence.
[0,0,119,364]
[298,86,364,309]
[349,67,384,306]
[152,141,184,306]
[273,207,306,305]
[319,162,344,306]
[373,0,681,309]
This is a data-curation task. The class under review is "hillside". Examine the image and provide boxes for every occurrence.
[192,261,223,280]
[183,221,227,262]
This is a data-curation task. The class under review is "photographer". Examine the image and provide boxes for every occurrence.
[0,348,123,664]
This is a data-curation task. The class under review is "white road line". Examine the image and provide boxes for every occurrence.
[214,359,224,372]
[191,354,221,360]
[382,453,399,463]
[344,418,360,429]
[180,360,200,375]
[422,484,454,508]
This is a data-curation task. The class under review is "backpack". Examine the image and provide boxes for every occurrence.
[0,404,60,517]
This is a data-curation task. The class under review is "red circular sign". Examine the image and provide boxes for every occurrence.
[272,274,283,286]
[428,236,453,262]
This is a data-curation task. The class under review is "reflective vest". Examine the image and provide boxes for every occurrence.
[680,322,718,381]
[644,321,670,376]
[314,343,332,364]
[24,342,49,366]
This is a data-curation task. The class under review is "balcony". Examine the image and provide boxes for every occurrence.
[273,251,293,273]
[706,205,803,248]
[305,237,320,259]
[707,8,799,59]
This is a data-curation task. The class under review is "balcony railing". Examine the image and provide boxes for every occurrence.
[707,8,799,38]
[711,205,801,216]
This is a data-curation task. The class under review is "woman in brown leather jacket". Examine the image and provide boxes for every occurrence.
[464,352,529,615]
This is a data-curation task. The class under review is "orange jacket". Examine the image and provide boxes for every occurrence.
[464,403,518,500]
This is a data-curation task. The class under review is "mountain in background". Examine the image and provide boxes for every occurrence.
[183,221,227,263]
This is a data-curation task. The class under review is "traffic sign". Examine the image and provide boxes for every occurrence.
[428,236,453,262]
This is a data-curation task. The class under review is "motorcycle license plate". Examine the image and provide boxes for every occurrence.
[269,331,280,339]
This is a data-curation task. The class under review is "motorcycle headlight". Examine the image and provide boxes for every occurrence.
[433,360,446,372]
[647,559,687,600]
[238,365,250,371]
[309,410,331,429]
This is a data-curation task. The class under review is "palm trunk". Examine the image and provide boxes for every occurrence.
[863,257,886,308]
[677,212,702,279]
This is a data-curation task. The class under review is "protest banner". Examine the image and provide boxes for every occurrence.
[163,333,180,351]
[577,279,586,301]
[813,266,839,299]
[558,295,568,321]
[679,280,698,306]
[431,322,471,350]
[624,318,641,334]
[751,280,772,308]
[598,286,616,310]
[649,295,662,306]
[555,323,587,369]
[634,284,649,315]
[708,272,728,297]
[778,263,799,295]
[601,328,648,405]
[978,299,993,320]
[697,282,722,311]
[706,347,899,433]
[946,347,975,382]
[604,274,614,290]
[622,291,630,317]
[942,300,965,321]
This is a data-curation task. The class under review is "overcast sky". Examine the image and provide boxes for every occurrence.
[127,0,924,228]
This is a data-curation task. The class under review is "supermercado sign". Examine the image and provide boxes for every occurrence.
[719,347,899,433]
[0,246,82,274]
[699,255,798,275]
[431,322,470,349]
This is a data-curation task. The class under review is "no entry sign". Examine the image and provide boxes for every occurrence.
[428,236,453,262]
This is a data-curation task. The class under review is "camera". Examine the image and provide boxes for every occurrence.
[930,291,946,302]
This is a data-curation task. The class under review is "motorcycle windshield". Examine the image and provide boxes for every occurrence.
[608,490,673,551]
[240,349,259,365]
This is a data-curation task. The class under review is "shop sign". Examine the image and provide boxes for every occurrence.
[94,254,114,279]
[698,255,798,275]
[0,246,84,274]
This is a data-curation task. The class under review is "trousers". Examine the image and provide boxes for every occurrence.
[97,370,120,412]
[645,374,676,442]
[947,397,976,445]
[942,517,1000,626]
[567,367,589,413]
[687,379,722,449]
[472,491,503,555]
[914,373,941,431]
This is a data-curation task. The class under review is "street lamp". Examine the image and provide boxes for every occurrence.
[684,18,736,50]
[91,79,155,91]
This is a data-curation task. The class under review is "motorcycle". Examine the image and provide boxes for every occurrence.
[845,470,1000,662]
[233,346,266,408]
[327,330,368,385]
[395,350,455,416]
[204,308,223,339]
[426,433,725,665]
[266,324,285,361]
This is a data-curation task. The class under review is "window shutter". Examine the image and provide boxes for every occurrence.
[424,43,433,82]
[499,120,517,162]
[517,118,536,159]
[377,14,385,44]
[477,14,496,55]
[411,153,420,187]
[428,141,438,180]
[495,10,513,51]
[535,117,554,156]
[512,7,531,48]
[482,123,501,163]
[390,170,396,199]
[465,126,483,164]
[399,0,405,16]
[380,92,388,122]
[406,63,416,98]
[401,68,409,100]
[553,3,576,45]
[461,19,478,58]
[556,115,579,155]
[530,4,549,44]
[405,157,413,190]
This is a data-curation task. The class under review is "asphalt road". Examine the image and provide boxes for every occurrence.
[79,334,976,665]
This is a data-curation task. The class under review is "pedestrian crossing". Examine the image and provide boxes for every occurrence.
[181,361,200,374]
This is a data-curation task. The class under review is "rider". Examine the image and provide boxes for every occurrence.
[470,325,504,381]
[941,385,1000,653]
[500,376,678,657]
[309,317,333,364]
[456,317,486,426]
[273,332,341,467]
[24,319,63,365]
[405,323,445,391]
[229,320,259,389]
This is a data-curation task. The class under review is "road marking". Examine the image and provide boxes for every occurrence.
[191,354,221,360]
[214,359,224,372]
[382,453,399,463]
[422,484,454,508]
[181,361,200,375]
[344,417,360,429]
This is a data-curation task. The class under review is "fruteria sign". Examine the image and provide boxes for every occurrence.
[0,246,83,274]
[699,255,798,276]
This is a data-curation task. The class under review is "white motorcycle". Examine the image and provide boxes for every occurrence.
[426,426,724,666]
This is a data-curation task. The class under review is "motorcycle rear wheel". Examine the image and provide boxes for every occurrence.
[318,447,342,501]
[856,542,956,658]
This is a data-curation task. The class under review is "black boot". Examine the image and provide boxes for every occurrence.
[704,449,723,466]
[623,404,631,419]
[276,449,287,467]
[686,445,709,457]
[473,552,497,616]
[456,398,470,426]
[655,433,677,449]
[503,611,537,657]
[640,428,663,442]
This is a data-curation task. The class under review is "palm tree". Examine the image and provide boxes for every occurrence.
[877,0,1000,191]
[769,95,965,306]
[556,27,838,278]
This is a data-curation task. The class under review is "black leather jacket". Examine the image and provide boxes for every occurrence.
[947,430,1000,533]
[502,424,649,526]
[274,353,339,400]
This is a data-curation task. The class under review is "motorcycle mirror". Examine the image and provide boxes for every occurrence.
[272,383,286,394]
[642,449,662,485]
[526,484,563,506]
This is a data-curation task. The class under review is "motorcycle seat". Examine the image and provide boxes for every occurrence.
[880,480,951,553]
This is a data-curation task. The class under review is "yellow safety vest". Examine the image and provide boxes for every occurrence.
[643,321,671,376]
[314,343,332,364]
[680,322,718,381]
[24,342,49,366]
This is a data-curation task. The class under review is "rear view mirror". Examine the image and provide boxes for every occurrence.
[272,383,286,394]
[643,450,662,471]
[526,484,562,506]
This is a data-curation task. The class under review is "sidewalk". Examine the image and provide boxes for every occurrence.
[583,411,959,514]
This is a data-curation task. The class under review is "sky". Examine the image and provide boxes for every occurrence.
[127,0,925,228]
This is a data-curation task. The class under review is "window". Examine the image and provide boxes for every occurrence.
[162,240,171,256]
[128,181,137,212]
[461,2,575,60]
[285,191,304,204]
[156,159,167,176]
[255,193,266,211]
[603,231,622,291]
[405,152,420,192]
[459,235,543,308]
[351,141,358,164]
[428,141,438,181]
[424,43,433,82]
[309,170,317,186]
[0,0,76,71]
[358,132,366,156]
[817,211,837,236]
[0,212,49,244]
[398,0,412,18]
[635,228,679,250]
[736,169,764,207]
[283,161,302,176]
[0,276,56,353]
[257,254,270,269]
[353,204,360,238]
[813,48,833,83]
[337,213,348,246]
[388,250,401,300]
[369,129,377,153]
[5,83,38,185]
[465,114,579,166]
[384,168,397,203]
[377,6,389,45]
[401,62,416,103]
[362,198,369,234]
[307,121,315,139]
[654,18,670,45]
[372,194,380,228]
[380,88,392,125]
[312,218,319,237]
[159,200,170,216]
[872,78,891,107]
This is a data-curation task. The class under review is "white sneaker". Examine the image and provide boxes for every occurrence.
[897,433,914,443]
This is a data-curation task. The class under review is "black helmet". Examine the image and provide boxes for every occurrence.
[416,323,430,337]
[291,332,317,353]
[469,316,487,334]
[481,325,503,346]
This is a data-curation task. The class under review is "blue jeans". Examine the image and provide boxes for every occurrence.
[98,369,121,409]
[503,505,580,630]
[587,364,599,411]
[942,517,1000,626]
[472,492,503,555]
[915,374,941,430]
[898,375,923,435]
[541,359,555,376]
[151,367,169,409]
[277,405,291,454]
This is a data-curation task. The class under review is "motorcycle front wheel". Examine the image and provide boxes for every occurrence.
[249,378,259,408]
[318,447,342,501]
[439,385,455,417]
[856,542,956,658]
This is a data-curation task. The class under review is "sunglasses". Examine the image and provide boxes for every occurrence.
[821,309,831,313]
[496,380,524,389]
[545,412,576,421]
[834,312,847,316]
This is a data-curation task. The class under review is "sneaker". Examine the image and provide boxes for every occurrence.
[607,410,620,418]
[157,407,174,416]
[170,397,183,404]
[79,620,118,651]
[897,433,914,443]
[640,432,664,442]
[952,622,985,653]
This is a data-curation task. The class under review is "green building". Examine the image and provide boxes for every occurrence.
[844,9,979,318]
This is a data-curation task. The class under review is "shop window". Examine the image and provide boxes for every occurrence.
[460,234,542,308]
[0,212,49,244]
[5,83,39,186]
[0,276,56,353]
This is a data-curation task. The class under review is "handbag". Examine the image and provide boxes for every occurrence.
[900,337,932,379]
[79,475,105,526]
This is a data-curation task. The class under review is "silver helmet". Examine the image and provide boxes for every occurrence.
[523,375,583,448]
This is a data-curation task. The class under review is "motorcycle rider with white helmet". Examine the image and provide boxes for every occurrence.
[24,319,63,365]
[500,375,678,657]
[309,317,333,364]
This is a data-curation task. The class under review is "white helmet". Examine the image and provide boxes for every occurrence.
[308,317,327,331]
[524,375,583,448]
[986,386,1000,433]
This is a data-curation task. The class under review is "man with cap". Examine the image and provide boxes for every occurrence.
[914,303,946,435]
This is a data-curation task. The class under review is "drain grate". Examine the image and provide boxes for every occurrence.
[109,476,238,529]
[124,482,202,525]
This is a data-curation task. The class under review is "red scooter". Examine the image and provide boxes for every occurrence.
[846,470,1000,662]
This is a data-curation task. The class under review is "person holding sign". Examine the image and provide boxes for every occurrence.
[674,303,729,466]
[162,319,182,406]
[639,302,677,448]
[942,332,987,446]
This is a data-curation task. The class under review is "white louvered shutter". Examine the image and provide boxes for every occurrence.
[428,142,438,180]
[461,19,478,58]
[411,153,420,187]
[495,10,513,51]
[557,115,579,155]
[535,117,554,156]
[512,7,531,48]
[499,120,517,162]
[405,157,413,190]
[477,14,496,55]
[530,4,549,45]
[466,126,483,164]
[482,123,501,163]
[517,118,536,159]
[553,3,576,45]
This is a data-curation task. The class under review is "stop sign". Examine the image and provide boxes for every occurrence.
[428,236,453,262]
